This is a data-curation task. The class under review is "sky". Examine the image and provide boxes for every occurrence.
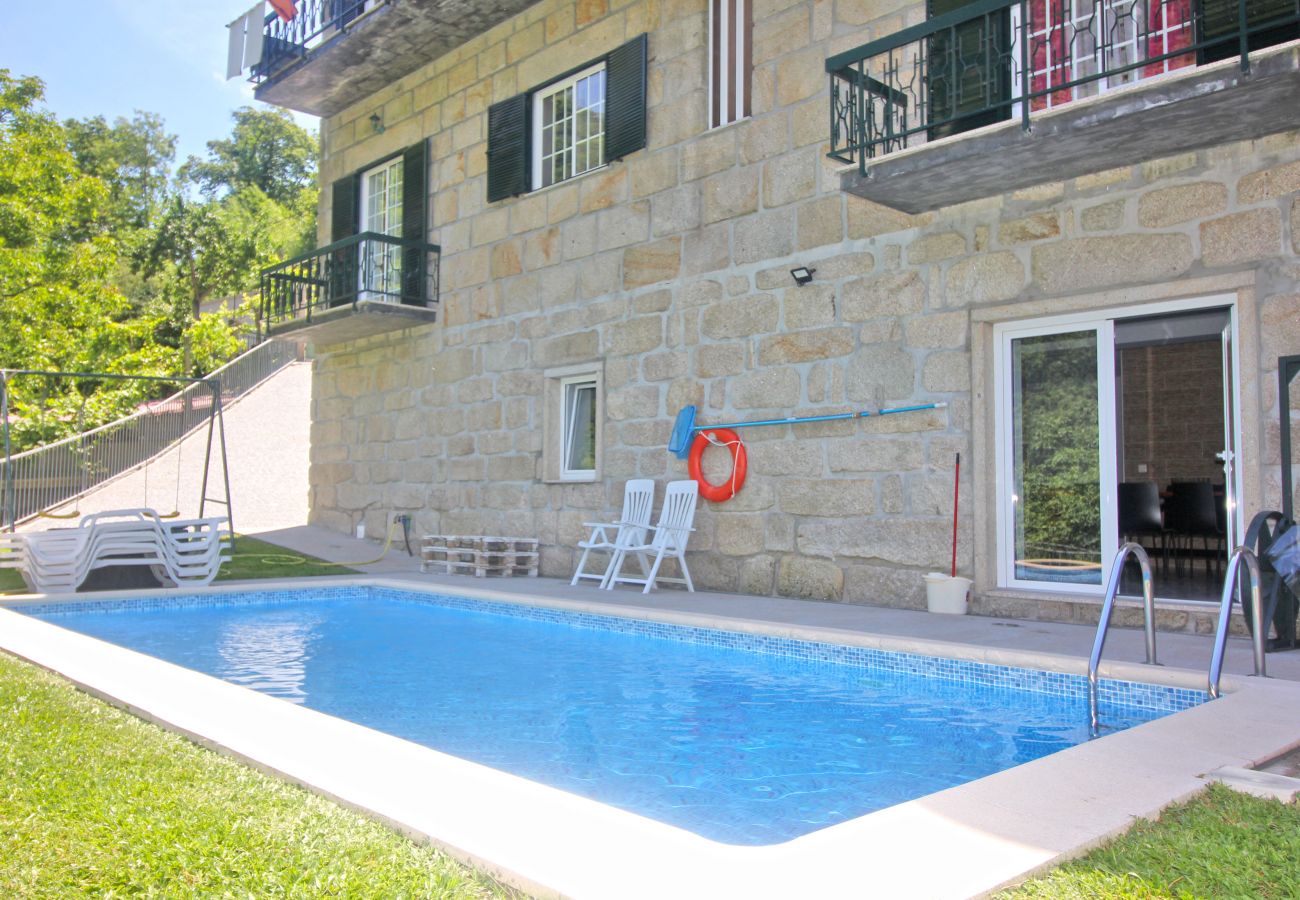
[0,1,318,166]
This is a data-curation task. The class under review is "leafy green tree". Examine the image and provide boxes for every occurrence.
[65,111,175,234]
[181,107,317,204]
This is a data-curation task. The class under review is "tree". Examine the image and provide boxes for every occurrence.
[65,111,175,235]
[181,107,317,203]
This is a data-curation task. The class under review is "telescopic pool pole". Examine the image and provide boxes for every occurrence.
[951,453,960,578]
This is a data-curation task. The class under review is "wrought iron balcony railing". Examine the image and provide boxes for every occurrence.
[259,231,440,335]
[827,0,1300,171]
[252,0,375,85]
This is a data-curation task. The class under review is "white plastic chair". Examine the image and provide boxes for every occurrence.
[604,480,699,594]
[570,479,655,587]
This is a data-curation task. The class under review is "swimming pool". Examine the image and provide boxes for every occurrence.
[21,585,1202,845]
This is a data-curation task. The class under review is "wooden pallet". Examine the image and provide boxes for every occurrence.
[420,535,539,577]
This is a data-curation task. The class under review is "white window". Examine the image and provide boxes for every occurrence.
[709,0,751,128]
[560,375,598,480]
[544,364,603,483]
[532,63,606,189]
[358,157,403,298]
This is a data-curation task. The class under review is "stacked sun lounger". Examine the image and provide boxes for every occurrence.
[0,508,231,594]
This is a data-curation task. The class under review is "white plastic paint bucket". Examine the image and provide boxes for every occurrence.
[923,573,972,615]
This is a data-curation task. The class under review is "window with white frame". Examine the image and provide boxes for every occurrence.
[532,64,606,190]
[709,0,751,128]
[544,365,602,483]
[560,375,598,479]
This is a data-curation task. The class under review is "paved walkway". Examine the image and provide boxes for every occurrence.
[249,522,1300,685]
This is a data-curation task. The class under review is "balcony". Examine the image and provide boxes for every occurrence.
[252,0,539,117]
[259,232,440,347]
[826,0,1300,212]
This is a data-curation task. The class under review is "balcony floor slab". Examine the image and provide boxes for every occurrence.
[266,300,437,348]
[840,42,1300,214]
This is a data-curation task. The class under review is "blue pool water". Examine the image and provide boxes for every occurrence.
[24,588,1202,845]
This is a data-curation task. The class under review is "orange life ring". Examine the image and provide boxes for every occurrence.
[687,428,747,502]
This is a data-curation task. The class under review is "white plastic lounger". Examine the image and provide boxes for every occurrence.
[604,480,698,594]
[570,479,655,588]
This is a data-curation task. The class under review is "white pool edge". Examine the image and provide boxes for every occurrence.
[1,578,1297,899]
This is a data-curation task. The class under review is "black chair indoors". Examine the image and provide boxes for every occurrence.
[1164,482,1226,580]
[1118,481,1169,575]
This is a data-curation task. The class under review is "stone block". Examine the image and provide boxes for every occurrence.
[491,241,523,278]
[1237,159,1300,204]
[1080,200,1125,232]
[562,215,598,260]
[776,556,844,601]
[946,251,1024,308]
[732,367,801,408]
[1260,293,1300,362]
[643,351,689,382]
[922,351,970,392]
[906,231,966,265]
[846,195,920,239]
[904,311,967,348]
[633,289,673,314]
[1140,152,1198,182]
[682,222,731,275]
[681,279,724,307]
[696,343,747,378]
[758,327,854,365]
[999,213,1059,245]
[1032,234,1193,294]
[651,184,701,237]
[1137,182,1228,228]
[739,555,777,595]
[746,441,824,476]
[783,284,837,329]
[605,316,664,356]
[735,208,794,263]
[1200,208,1282,267]
[533,330,598,366]
[623,237,682,289]
[1294,198,1300,253]
[776,46,827,106]
[487,455,536,481]
[629,148,681,199]
[430,347,476,384]
[846,344,915,403]
[606,384,661,420]
[740,113,790,164]
[714,514,767,555]
[797,195,845,251]
[843,564,926,609]
[763,150,817,207]
[579,166,629,213]
[798,519,949,568]
[1075,166,1131,191]
[523,226,562,269]
[596,201,651,251]
[680,129,736,183]
[779,478,875,516]
[842,270,925,320]
[703,166,760,224]
[701,295,780,339]
[827,439,923,472]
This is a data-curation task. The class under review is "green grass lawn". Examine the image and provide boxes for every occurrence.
[0,534,356,593]
[0,651,517,898]
[999,783,1300,899]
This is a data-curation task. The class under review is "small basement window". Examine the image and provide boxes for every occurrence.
[544,365,603,483]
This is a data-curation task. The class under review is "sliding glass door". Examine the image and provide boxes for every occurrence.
[998,321,1117,590]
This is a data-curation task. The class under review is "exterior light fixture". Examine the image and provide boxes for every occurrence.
[369,113,385,134]
[790,266,815,286]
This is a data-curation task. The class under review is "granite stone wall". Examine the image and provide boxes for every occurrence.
[307,0,1300,612]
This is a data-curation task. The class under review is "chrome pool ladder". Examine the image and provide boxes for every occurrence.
[1207,547,1268,700]
[1088,542,1157,736]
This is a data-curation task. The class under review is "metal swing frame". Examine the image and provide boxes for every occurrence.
[0,369,234,534]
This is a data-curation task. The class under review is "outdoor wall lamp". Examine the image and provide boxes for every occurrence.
[369,113,385,134]
[790,266,815,286]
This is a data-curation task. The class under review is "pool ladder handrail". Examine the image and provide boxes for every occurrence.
[1088,542,1157,736]
[1207,546,1267,700]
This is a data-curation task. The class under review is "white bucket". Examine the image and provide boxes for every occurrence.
[923,573,972,615]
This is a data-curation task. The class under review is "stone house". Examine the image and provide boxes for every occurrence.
[250,0,1300,628]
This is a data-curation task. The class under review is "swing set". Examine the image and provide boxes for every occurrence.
[0,369,233,533]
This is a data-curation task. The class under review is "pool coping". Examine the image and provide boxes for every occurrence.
[2,577,1299,899]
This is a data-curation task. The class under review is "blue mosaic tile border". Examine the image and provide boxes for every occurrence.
[9,584,1206,714]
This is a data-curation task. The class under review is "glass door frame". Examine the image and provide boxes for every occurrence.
[993,294,1242,597]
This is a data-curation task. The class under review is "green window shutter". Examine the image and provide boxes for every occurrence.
[401,140,428,303]
[604,33,648,163]
[926,0,1009,140]
[331,174,358,241]
[329,174,359,305]
[486,94,530,202]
